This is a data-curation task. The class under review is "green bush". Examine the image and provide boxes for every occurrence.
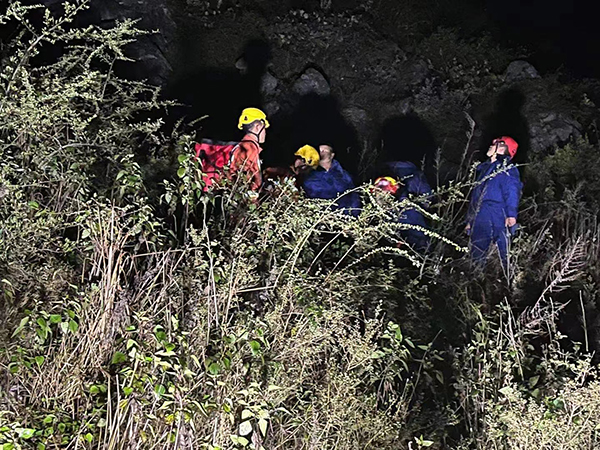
[2,2,600,450]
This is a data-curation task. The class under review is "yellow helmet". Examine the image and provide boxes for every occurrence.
[238,107,270,130]
[294,145,320,168]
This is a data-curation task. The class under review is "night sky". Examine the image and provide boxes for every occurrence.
[483,0,599,77]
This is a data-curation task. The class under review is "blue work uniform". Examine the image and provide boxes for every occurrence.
[467,155,522,267]
[386,161,432,251]
[302,160,361,216]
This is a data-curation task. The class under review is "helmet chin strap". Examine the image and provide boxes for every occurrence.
[248,121,265,140]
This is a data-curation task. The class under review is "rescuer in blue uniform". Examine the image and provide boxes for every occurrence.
[374,160,433,251]
[373,175,430,252]
[302,144,361,216]
[465,136,522,269]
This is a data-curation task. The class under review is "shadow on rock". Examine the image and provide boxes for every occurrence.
[164,39,270,141]
[266,93,361,179]
[373,114,437,183]
[481,87,530,165]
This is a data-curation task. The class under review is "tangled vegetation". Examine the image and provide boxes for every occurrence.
[1,2,600,449]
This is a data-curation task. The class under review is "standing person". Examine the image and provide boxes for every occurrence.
[232,107,270,191]
[302,144,361,216]
[193,107,269,193]
[466,136,522,270]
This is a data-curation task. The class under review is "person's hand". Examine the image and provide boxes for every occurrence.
[464,223,471,235]
[505,217,517,228]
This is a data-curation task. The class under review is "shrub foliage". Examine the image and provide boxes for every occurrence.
[1,2,600,450]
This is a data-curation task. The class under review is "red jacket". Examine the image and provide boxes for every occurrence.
[230,134,263,191]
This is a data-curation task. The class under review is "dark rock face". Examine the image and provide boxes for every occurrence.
[83,0,176,85]
[504,60,540,83]
[260,72,282,115]
[530,112,582,153]
[260,72,280,99]
[64,0,595,176]
[292,68,330,97]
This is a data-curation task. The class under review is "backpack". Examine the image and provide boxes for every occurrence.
[194,139,240,191]
[386,161,432,196]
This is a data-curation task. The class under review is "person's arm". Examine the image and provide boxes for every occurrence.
[302,173,322,198]
[500,167,522,226]
[465,166,483,233]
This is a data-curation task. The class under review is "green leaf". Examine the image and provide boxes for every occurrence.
[155,384,166,397]
[258,418,268,437]
[110,351,127,365]
[552,398,565,410]
[36,317,48,329]
[155,330,167,342]
[238,420,252,436]
[60,322,69,333]
[42,415,55,425]
[394,327,403,341]
[36,327,48,341]
[19,428,36,439]
[249,340,261,355]
[49,314,62,324]
[371,350,386,359]
[528,375,540,388]
[84,433,93,443]
[178,154,188,164]
[230,436,249,446]
[81,229,90,239]
[177,167,186,178]
[241,409,253,420]
[165,343,176,352]
[90,385,100,395]
[208,362,221,375]
[123,386,134,396]
[35,356,45,366]
[37,443,46,450]
[11,316,29,338]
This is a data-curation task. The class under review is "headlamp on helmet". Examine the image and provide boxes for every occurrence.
[493,136,518,159]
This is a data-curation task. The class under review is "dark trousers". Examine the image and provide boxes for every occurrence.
[470,214,510,269]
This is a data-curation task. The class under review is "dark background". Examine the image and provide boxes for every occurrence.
[483,0,598,78]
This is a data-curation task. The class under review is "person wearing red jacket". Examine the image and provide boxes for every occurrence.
[231,107,269,191]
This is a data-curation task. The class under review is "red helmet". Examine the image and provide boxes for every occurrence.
[493,136,518,159]
[373,176,400,195]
